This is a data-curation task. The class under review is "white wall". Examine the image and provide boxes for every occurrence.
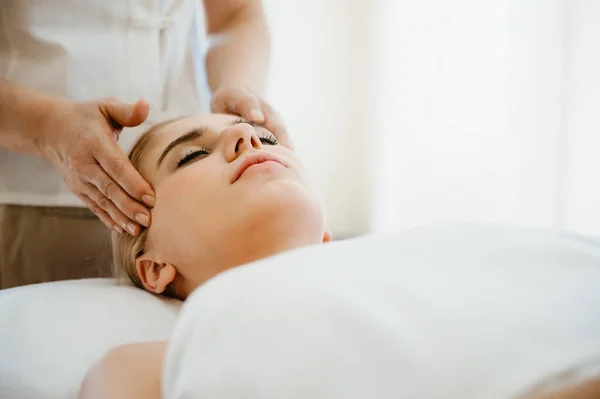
[263,0,376,238]
[262,0,600,237]
[371,0,567,233]
[562,0,600,236]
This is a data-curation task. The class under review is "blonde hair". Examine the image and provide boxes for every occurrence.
[112,118,185,300]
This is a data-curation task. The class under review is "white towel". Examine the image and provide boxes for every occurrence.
[162,224,600,399]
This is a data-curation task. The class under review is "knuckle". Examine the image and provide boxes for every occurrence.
[97,196,111,209]
[81,182,96,196]
[108,158,126,179]
[104,181,119,198]
[98,177,111,193]
[65,153,80,170]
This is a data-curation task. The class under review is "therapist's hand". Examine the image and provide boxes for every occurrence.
[211,85,293,149]
[36,98,155,235]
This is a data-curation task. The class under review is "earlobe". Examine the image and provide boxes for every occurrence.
[322,231,332,243]
[136,258,177,294]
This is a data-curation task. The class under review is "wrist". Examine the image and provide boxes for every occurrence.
[21,92,71,158]
[0,79,72,157]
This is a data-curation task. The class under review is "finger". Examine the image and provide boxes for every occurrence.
[212,87,265,122]
[86,163,152,228]
[103,98,150,128]
[93,142,155,208]
[84,183,142,236]
[210,87,243,113]
[260,101,293,150]
[79,194,122,233]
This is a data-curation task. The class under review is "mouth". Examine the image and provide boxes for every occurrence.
[231,152,287,184]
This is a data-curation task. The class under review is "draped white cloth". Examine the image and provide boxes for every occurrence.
[163,225,600,399]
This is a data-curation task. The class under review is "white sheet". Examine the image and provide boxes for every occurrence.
[0,278,181,398]
[163,224,600,399]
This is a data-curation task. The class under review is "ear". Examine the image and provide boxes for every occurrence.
[136,257,177,294]
[322,231,332,243]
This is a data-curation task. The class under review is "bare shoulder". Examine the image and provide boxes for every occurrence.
[78,341,167,399]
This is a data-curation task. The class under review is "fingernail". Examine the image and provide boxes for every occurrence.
[250,109,264,121]
[113,225,124,234]
[127,223,137,235]
[142,194,155,207]
[135,213,150,227]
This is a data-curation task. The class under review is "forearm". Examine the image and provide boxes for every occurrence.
[205,1,270,96]
[0,78,55,155]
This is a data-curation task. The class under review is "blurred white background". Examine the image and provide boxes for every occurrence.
[262,0,600,239]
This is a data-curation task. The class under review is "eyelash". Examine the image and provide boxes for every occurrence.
[176,147,211,167]
[175,133,279,168]
[258,132,279,145]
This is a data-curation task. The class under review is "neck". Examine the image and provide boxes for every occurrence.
[187,229,322,290]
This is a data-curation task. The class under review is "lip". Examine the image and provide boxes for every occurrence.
[231,152,287,183]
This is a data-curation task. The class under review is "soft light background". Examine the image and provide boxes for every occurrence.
[262,0,600,239]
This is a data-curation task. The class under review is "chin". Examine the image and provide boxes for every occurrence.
[241,179,325,244]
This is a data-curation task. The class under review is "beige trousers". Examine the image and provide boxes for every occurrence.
[0,205,113,290]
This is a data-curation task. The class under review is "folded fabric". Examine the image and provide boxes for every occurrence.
[163,224,600,399]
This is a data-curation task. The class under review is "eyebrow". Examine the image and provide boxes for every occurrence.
[156,118,270,167]
[156,128,204,167]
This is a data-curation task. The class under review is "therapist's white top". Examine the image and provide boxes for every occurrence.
[0,0,210,207]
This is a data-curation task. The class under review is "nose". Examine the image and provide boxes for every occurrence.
[222,123,262,163]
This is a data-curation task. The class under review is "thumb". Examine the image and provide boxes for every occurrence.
[103,99,150,128]
[211,87,264,122]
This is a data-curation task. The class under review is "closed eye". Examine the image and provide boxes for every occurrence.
[231,117,279,145]
[176,148,211,168]
[258,132,278,145]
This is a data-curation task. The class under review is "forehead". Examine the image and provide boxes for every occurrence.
[137,113,238,178]
[151,113,239,148]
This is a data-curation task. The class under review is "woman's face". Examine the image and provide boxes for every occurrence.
[135,114,329,295]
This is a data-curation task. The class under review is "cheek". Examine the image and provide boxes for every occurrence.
[150,162,225,246]
[269,147,312,185]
